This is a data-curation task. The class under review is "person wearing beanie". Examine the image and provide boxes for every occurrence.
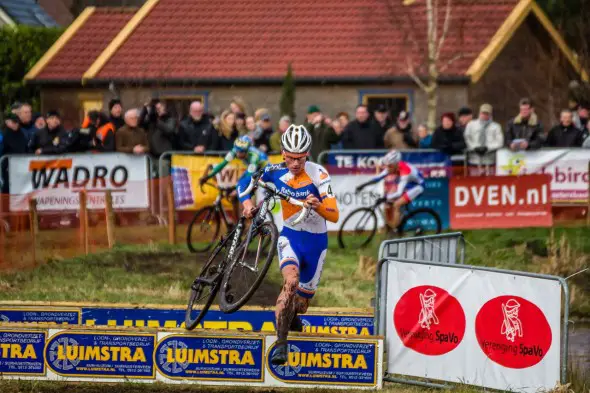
[109,98,125,129]
[464,104,504,166]
[29,110,69,155]
[457,107,473,132]
[431,112,466,155]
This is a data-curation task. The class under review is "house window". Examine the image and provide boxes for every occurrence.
[78,92,104,121]
[160,94,208,120]
[359,91,411,120]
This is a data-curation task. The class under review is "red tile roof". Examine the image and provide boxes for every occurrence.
[35,8,135,81]
[94,0,519,81]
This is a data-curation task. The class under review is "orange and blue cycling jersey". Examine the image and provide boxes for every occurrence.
[367,161,425,202]
[238,161,339,298]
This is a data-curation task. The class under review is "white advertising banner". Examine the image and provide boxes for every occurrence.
[385,261,562,392]
[496,148,590,203]
[9,154,149,211]
[327,174,385,232]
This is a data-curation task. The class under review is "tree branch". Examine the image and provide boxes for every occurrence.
[406,57,429,92]
[438,53,463,73]
[435,0,452,61]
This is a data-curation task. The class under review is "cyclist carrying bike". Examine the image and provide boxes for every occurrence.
[239,125,339,365]
[355,150,425,231]
[199,135,268,188]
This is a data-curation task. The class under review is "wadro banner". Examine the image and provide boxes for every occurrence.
[384,261,562,392]
[496,148,590,203]
[450,174,552,229]
[8,154,149,212]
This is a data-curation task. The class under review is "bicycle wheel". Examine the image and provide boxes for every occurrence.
[187,206,221,253]
[184,241,227,330]
[398,208,442,238]
[338,208,378,249]
[219,221,279,313]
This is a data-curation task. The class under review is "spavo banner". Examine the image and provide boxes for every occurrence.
[8,154,149,212]
[496,148,590,203]
[384,260,562,392]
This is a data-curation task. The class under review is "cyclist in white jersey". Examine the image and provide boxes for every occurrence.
[355,150,425,230]
[239,125,339,365]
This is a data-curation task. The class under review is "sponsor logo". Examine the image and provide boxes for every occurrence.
[266,339,377,386]
[28,159,128,191]
[155,335,264,381]
[475,295,552,369]
[393,285,465,356]
[0,331,46,375]
[45,332,156,378]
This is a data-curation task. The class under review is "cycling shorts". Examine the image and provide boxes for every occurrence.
[276,227,328,299]
[402,183,425,203]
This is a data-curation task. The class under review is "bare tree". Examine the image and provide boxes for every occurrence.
[383,0,464,131]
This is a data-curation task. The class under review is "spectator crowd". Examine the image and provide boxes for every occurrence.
[2,96,590,176]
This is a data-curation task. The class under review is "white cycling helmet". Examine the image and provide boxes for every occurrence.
[281,124,312,154]
[383,150,401,165]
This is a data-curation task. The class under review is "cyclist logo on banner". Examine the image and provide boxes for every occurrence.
[418,289,439,330]
[501,299,523,342]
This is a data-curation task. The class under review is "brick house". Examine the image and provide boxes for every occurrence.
[25,0,587,131]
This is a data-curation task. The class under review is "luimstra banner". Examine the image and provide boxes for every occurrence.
[0,326,383,389]
[496,148,590,204]
[170,154,282,212]
[384,260,562,392]
[450,174,552,229]
[8,154,149,212]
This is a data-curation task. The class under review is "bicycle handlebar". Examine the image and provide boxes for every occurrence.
[239,171,309,226]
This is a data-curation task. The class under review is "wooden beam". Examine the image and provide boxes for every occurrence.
[82,0,160,83]
[24,7,96,81]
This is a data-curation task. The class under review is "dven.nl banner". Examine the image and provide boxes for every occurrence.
[8,154,149,212]
[450,174,553,229]
[385,261,561,392]
[496,148,590,203]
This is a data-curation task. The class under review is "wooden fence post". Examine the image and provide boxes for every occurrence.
[79,190,89,255]
[167,181,176,245]
[28,198,38,264]
[105,191,115,248]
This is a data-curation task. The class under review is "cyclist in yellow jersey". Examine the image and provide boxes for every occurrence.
[238,125,339,365]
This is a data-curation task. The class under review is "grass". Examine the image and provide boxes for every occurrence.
[0,225,588,392]
[0,225,588,316]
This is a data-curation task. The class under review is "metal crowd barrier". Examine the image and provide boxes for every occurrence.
[377,232,465,264]
[316,148,444,166]
[374,256,570,390]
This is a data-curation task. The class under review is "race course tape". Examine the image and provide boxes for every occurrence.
[0,324,384,389]
[0,302,374,336]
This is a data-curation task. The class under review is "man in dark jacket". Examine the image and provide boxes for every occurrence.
[177,101,216,153]
[1,113,29,193]
[304,109,340,162]
[374,104,392,138]
[505,98,544,151]
[140,99,177,158]
[2,113,28,155]
[29,111,69,155]
[116,109,149,154]
[17,103,38,144]
[545,109,585,147]
[431,112,466,155]
[109,98,125,130]
[342,105,384,150]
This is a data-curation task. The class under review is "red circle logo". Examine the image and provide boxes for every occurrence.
[475,295,552,369]
[393,285,465,356]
